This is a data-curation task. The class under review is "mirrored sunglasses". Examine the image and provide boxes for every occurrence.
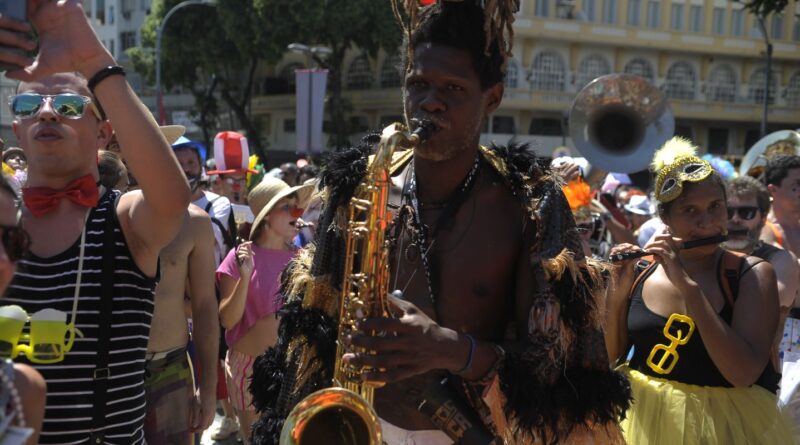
[727,206,759,221]
[9,94,102,120]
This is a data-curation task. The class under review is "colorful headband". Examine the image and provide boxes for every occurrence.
[652,137,714,203]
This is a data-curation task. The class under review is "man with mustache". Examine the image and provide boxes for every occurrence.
[723,176,799,416]
[173,136,235,264]
[250,1,630,444]
[172,135,243,440]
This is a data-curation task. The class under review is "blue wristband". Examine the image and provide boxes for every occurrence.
[455,334,476,375]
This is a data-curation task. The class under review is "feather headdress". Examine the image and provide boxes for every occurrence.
[391,0,519,74]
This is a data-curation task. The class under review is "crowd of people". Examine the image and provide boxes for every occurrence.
[0,1,799,445]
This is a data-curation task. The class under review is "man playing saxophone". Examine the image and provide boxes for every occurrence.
[250,1,631,444]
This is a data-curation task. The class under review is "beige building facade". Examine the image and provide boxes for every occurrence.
[254,0,800,160]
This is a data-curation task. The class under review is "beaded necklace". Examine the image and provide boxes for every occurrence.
[401,152,482,319]
[0,363,26,428]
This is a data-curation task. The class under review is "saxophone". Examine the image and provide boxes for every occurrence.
[280,121,433,445]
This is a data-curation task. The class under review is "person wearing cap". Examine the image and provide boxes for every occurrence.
[623,194,654,233]
[173,135,236,265]
[172,134,243,440]
[2,147,26,172]
[208,132,258,206]
[1,2,191,443]
[216,177,310,444]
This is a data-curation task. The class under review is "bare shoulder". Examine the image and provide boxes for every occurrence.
[116,189,142,218]
[770,248,798,268]
[742,256,777,289]
[188,203,212,221]
[12,363,46,399]
[760,223,779,245]
[187,204,214,238]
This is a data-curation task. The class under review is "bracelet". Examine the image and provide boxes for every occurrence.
[455,334,476,375]
[88,65,126,93]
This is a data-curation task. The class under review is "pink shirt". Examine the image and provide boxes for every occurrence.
[216,245,295,347]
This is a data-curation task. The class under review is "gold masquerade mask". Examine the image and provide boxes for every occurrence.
[652,137,714,203]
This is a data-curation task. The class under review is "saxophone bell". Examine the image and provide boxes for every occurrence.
[281,122,429,445]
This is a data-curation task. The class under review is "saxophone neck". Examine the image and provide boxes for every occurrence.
[373,121,433,170]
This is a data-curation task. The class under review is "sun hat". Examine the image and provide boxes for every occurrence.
[207,131,257,175]
[2,147,25,163]
[624,194,654,216]
[159,125,186,145]
[249,177,314,240]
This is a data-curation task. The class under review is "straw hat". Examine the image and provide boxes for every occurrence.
[249,177,314,240]
[160,125,186,145]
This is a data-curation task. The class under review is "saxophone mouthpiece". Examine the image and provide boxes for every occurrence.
[410,118,435,142]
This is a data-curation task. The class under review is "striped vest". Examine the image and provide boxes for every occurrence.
[6,190,156,444]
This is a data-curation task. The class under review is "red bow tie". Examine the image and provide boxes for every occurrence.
[23,174,100,217]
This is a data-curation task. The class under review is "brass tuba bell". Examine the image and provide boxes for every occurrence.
[739,130,800,178]
[568,73,674,181]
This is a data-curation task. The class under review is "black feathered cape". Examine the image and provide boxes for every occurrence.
[249,137,631,444]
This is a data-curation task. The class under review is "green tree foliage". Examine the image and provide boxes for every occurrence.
[737,0,790,17]
[130,0,402,155]
[130,0,290,157]
[254,0,402,148]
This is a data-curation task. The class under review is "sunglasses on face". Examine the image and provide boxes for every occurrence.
[9,94,102,120]
[727,206,759,221]
[276,203,304,218]
[0,305,81,364]
[1,223,30,262]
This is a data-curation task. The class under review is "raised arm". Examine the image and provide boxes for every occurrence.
[219,243,253,329]
[16,1,189,273]
[187,206,219,433]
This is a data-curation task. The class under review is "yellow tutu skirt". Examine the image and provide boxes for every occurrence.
[619,366,795,445]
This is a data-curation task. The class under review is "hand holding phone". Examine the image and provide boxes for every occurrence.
[0,2,34,73]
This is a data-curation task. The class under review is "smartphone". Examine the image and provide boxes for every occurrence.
[0,1,29,72]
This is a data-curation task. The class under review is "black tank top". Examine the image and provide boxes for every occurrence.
[628,253,780,392]
[627,259,735,387]
[751,242,782,262]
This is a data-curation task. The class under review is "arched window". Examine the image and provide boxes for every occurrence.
[575,54,611,89]
[380,55,402,88]
[505,59,519,89]
[706,64,737,103]
[748,67,777,105]
[664,61,696,100]
[785,72,800,107]
[623,58,655,83]
[346,55,373,90]
[530,51,566,91]
[280,63,305,89]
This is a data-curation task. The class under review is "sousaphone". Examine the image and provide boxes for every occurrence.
[739,130,800,178]
[568,73,674,183]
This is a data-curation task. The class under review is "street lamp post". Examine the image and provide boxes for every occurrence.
[288,43,332,154]
[755,14,772,138]
[155,0,216,124]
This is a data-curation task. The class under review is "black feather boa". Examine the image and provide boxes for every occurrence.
[249,141,631,444]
